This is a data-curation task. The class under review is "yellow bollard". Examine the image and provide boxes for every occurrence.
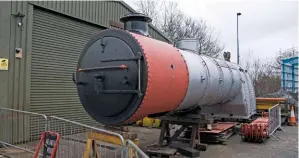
[142,117,153,127]
[136,120,143,126]
[153,119,161,128]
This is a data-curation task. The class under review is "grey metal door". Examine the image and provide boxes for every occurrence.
[30,8,104,125]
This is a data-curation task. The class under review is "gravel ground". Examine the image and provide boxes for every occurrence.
[129,125,298,158]
[200,126,298,158]
[1,126,297,158]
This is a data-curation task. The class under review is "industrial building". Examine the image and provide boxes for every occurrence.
[0,1,171,125]
[281,56,298,93]
[0,1,297,158]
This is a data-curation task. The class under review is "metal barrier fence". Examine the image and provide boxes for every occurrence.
[0,107,47,156]
[268,104,281,136]
[0,107,149,158]
[47,116,126,158]
[126,140,149,158]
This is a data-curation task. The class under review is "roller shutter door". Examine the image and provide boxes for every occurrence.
[30,8,104,124]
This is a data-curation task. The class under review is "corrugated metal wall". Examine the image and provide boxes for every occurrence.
[30,1,171,43]
[0,2,12,109]
[0,1,30,110]
[0,1,33,143]
[30,8,105,123]
[31,1,131,28]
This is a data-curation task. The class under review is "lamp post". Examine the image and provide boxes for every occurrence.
[237,12,241,64]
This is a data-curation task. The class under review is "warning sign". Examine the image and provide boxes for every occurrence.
[0,58,8,70]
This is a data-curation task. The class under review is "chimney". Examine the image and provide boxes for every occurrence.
[120,13,152,36]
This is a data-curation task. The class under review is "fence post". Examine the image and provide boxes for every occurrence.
[278,105,282,128]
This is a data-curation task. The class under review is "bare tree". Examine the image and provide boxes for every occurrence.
[272,47,298,70]
[251,59,280,96]
[159,1,184,42]
[241,51,281,97]
[135,0,223,57]
[135,0,160,26]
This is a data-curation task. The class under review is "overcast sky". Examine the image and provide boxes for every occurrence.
[125,0,298,63]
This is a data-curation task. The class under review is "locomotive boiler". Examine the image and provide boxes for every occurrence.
[75,13,256,125]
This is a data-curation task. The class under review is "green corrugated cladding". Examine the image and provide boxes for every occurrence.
[30,1,171,43]
[0,1,30,111]
[0,1,171,142]
[0,1,31,144]
[31,8,104,122]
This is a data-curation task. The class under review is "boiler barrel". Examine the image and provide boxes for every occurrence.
[177,50,243,111]
[76,29,246,125]
[76,29,188,125]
